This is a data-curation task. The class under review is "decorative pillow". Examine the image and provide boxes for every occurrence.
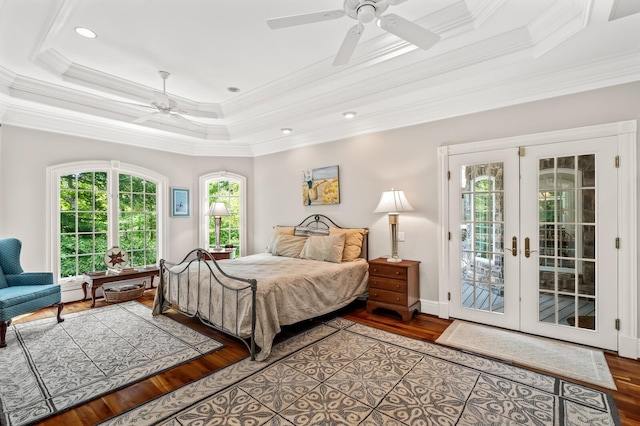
[294,226,330,237]
[300,233,346,263]
[271,234,308,258]
[329,227,367,261]
[266,226,295,253]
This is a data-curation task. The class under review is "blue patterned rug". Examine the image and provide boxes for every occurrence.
[100,318,621,425]
[0,301,224,426]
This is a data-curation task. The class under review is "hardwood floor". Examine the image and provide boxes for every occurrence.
[11,290,640,425]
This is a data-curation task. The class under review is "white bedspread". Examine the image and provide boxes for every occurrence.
[153,253,368,361]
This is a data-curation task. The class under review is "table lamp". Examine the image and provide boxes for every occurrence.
[207,201,230,250]
[374,188,413,263]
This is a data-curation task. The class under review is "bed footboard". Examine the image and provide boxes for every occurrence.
[154,248,258,360]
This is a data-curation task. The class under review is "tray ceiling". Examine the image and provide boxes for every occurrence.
[1,0,639,156]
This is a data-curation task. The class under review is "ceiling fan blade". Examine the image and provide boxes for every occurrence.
[378,13,440,50]
[132,112,160,124]
[166,113,201,131]
[178,109,218,119]
[267,9,345,29]
[333,24,365,66]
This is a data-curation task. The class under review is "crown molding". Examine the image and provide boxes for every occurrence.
[247,48,640,156]
[0,101,251,157]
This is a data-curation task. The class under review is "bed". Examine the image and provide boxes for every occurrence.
[152,215,369,361]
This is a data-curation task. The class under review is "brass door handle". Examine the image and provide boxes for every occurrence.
[524,237,539,258]
[505,236,517,256]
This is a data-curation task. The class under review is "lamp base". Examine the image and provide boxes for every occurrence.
[387,257,402,263]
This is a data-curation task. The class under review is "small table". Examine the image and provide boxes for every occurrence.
[205,248,235,261]
[82,267,159,308]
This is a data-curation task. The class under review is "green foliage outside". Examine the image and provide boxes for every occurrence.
[208,179,241,256]
[59,172,158,277]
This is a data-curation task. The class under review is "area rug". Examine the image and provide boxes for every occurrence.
[101,318,620,425]
[436,319,617,390]
[0,301,224,426]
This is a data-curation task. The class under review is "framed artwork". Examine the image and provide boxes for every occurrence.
[171,187,190,217]
[302,165,340,206]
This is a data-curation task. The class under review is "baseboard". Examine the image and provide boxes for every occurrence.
[419,299,440,316]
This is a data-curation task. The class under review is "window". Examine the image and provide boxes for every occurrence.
[48,161,167,279]
[199,172,246,257]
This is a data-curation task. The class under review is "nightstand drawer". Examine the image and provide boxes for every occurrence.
[369,264,407,280]
[369,288,407,306]
[369,277,407,293]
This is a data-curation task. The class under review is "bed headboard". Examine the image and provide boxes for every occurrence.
[293,214,369,260]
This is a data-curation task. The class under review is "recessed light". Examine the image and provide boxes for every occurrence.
[343,111,357,119]
[227,87,241,93]
[74,27,97,39]
[281,128,293,135]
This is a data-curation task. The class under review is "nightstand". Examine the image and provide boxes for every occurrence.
[205,248,235,261]
[366,258,420,322]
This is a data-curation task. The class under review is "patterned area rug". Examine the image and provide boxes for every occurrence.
[0,301,224,426]
[101,318,620,425]
[436,320,617,390]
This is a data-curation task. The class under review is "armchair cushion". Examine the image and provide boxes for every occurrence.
[0,285,61,322]
[6,272,54,287]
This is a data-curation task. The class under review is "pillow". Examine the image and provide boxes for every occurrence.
[271,234,308,258]
[300,233,346,263]
[266,226,294,253]
[294,226,330,237]
[329,227,367,261]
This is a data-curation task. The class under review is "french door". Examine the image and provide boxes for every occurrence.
[448,138,618,350]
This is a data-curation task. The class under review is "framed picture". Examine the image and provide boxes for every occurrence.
[171,187,190,217]
[302,165,340,206]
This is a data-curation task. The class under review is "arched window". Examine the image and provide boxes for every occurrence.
[47,160,167,279]
[199,171,246,257]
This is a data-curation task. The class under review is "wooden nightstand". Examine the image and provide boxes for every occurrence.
[205,248,235,261]
[366,258,420,322]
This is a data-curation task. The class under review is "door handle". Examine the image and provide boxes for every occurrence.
[505,236,517,256]
[524,237,539,258]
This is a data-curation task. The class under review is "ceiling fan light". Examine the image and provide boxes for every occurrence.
[281,128,293,135]
[74,27,97,38]
[343,111,357,119]
[357,4,376,23]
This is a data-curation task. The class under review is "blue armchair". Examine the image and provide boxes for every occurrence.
[0,238,64,348]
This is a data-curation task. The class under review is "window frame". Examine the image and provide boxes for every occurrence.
[199,171,246,256]
[46,160,168,279]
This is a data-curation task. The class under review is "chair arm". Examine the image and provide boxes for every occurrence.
[6,272,55,286]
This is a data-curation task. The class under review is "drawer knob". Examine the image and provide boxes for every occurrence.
[395,271,400,275]
[396,284,400,289]
[373,293,378,297]
[373,268,378,272]
[396,297,400,301]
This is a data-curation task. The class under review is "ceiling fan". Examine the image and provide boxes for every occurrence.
[131,71,217,130]
[267,0,440,66]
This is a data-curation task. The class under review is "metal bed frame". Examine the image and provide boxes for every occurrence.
[157,214,368,361]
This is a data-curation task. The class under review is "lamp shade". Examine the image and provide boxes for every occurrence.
[373,189,414,213]
[207,201,230,217]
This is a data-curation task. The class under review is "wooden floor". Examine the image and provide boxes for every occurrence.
[11,290,640,426]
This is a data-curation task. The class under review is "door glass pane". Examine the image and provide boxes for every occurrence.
[538,154,596,330]
[460,162,505,314]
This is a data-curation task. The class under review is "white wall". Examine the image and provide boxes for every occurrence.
[253,81,640,332]
[0,125,254,271]
[1,81,639,338]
